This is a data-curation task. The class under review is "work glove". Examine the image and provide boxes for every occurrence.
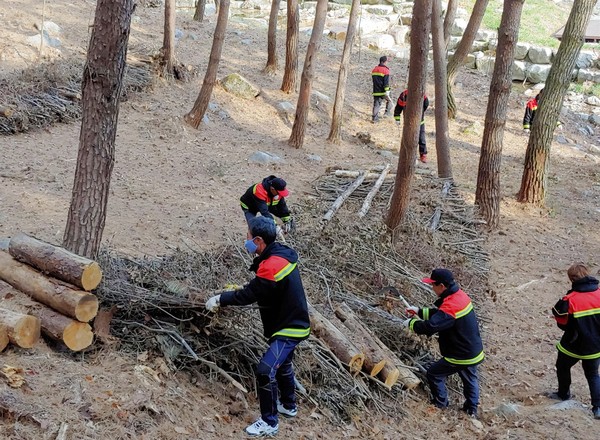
[276,225,284,236]
[282,218,295,233]
[523,128,530,134]
[205,294,221,313]
[395,120,400,126]
[385,90,391,99]
[405,306,419,316]
[401,318,413,328]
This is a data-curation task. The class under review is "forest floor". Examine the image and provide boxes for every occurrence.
[1,1,600,439]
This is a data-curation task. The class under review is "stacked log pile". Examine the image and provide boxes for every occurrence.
[0,233,101,352]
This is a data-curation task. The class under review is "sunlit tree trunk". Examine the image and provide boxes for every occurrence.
[281,0,299,93]
[63,0,135,258]
[432,0,452,178]
[288,0,328,148]
[184,0,230,128]
[161,0,176,77]
[447,0,489,118]
[386,0,432,231]
[194,0,207,22]
[327,0,360,144]
[476,0,524,228]
[443,0,457,49]
[517,0,596,203]
[264,0,281,75]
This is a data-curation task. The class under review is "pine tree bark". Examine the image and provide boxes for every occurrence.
[185,0,230,128]
[432,0,452,179]
[161,0,176,77]
[194,0,207,21]
[63,0,135,259]
[517,0,596,204]
[288,0,328,149]
[476,0,524,228]
[447,0,489,119]
[281,0,299,93]
[327,0,360,144]
[386,0,432,231]
[264,0,281,75]
[443,0,458,49]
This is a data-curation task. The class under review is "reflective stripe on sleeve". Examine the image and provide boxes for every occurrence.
[455,302,473,319]
[573,308,600,319]
[274,262,297,281]
[423,308,429,320]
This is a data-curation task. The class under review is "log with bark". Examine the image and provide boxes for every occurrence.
[0,325,8,352]
[358,163,392,218]
[33,306,93,352]
[0,307,40,349]
[0,251,99,322]
[323,171,367,222]
[307,303,365,374]
[8,233,103,291]
[335,302,420,389]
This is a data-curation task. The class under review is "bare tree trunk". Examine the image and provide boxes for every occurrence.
[264,0,281,75]
[288,0,328,149]
[432,0,452,178]
[194,0,207,21]
[63,0,135,258]
[215,0,220,15]
[447,0,489,119]
[281,0,299,93]
[443,0,458,49]
[518,0,596,204]
[161,0,176,77]
[184,0,230,129]
[386,0,432,231]
[327,0,360,144]
[476,0,524,228]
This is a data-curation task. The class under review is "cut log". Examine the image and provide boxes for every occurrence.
[332,168,434,179]
[0,251,99,322]
[0,307,40,348]
[307,303,365,375]
[8,233,103,291]
[34,307,93,352]
[0,106,13,118]
[335,302,420,389]
[0,325,8,352]
[323,171,367,222]
[358,163,392,218]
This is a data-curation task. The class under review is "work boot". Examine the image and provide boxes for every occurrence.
[382,112,391,118]
[245,418,278,437]
[546,391,571,401]
[419,154,427,163]
[277,401,298,418]
[462,404,478,418]
[593,406,600,420]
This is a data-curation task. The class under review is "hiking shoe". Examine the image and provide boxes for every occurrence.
[382,112,391,118]
[462,406,478,418]
[245,418,278,437]
[546,391,571,401]
[419,154,427,163]
[277,401,298,418]
[593,406,600,419]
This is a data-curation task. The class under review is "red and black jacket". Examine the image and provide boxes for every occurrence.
[552,276,600,359]
[394,89,429,123]
[523,94,540,129]
[220,242,310,341]
[408,284,484,365]
[371,63,390,97]
[240,175,291,222]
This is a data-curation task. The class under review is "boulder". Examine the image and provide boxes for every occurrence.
[365,5,394,15]
[358,16,390,36]
[400,14,412,25]
[511,60,528,81]
[36,21,61,37]
[465,52,484,69]
[576,69,600,83]
[589,113,600,125]
[527,64,551,83]
[248,151,284,164]
[586,96,600,106]
[447,36,462,51]
[576,51,596,69]
[476,29,496,41]
[277,101,295,124]
[364,34,396,51]
[527,46,553,64]
[328,28,347,41]
[450,18,467,36]
[389,25,410,45]
[221,73,260,99]
[488,38,498,52]
[471,40,488,52]
[475,55,495,74]
[514,42,530,61]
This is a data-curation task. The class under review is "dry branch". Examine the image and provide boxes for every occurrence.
[0,307,40,348]
[323,171,367,222]
[358,164,391,218]
[0,325,8,352]
[9,233,103,291]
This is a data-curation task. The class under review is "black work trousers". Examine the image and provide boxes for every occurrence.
[556,351,600,407]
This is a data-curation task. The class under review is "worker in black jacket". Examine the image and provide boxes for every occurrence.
[551,263,600,420]
[403,269,484,417]
[240,175,293,233]
[205,216,310,436]
[394,89,430,163]
[523,89,543,132]
[371,55,393,123]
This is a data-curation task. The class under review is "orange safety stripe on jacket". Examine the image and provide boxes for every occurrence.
[257,255,293,282]
[438,289,472,318]
[526,98,538,112]
[252,183,270,203]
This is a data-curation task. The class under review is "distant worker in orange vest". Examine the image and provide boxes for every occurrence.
[240,175,294,234]
[523,88,543,133]
[371,55,393,123]
[394,89,430,163]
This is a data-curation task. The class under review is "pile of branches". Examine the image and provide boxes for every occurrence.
[95,171,490,423]
[0,60,153,135]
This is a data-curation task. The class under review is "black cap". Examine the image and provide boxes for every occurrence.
[422,268,455,286]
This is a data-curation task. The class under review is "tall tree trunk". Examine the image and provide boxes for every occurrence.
[327,0,360,144]
[184,0,230,129]
[288,0,328,149]
[63,0,135,258]
[386,0,432,231]
[443,0,458,49]
[447,0,489,119]
[476,0,524,228]
[517,0,596,204]
[194,0,207,22]
[161,0,176,77]
[281,0,299,93]
[264,0,281,75]
[432,0,452,178]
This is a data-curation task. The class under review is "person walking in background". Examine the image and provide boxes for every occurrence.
[240,175,294,234]
[394,89,430,163]
[205,217,311,436]
[403,268,484,417]
[371,55,393,123]
[551,263,600,420]
[523,88,543,133]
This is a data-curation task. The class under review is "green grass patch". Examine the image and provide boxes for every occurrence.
[569,82,600,97]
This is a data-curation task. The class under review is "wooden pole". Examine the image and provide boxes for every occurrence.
[358,164,392,218]
[323,172,367,222]
[0,307,40,348]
